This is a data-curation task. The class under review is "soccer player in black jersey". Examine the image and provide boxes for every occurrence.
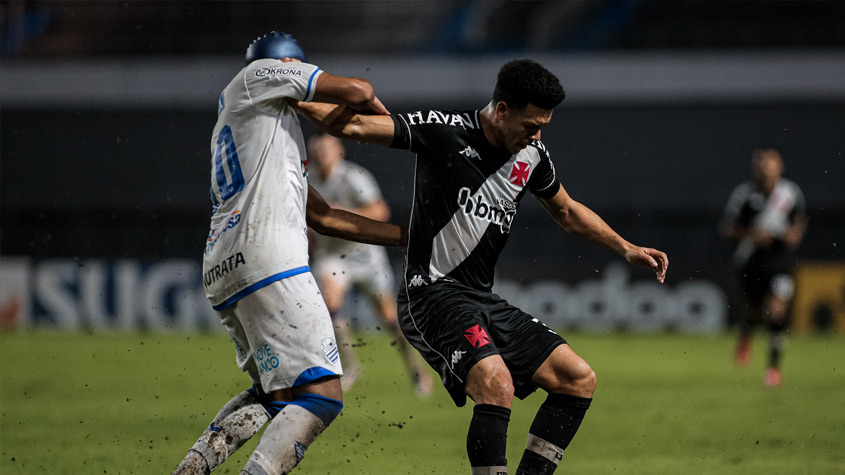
[295,59,669,474]
[720,147,807,387]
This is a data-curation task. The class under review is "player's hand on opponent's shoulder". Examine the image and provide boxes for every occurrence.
[624,246,669,283]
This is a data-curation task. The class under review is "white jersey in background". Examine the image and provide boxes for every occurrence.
[309,160,385,259]
[203,59,323,309]
[309,160,395,294]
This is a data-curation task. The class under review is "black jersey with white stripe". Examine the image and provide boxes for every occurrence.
[390,109,559,292]
[722,177,806,264]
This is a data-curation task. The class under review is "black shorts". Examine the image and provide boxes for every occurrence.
[398,280,566,407]
[740,250,795,305]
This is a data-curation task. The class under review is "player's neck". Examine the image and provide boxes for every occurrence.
[479,103,506,150]
[757,177,779,195]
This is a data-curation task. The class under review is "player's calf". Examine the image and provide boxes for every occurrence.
[241,393,343,475]
[172,389,270,475]
[515,393,592,475]
[467,404,511,475]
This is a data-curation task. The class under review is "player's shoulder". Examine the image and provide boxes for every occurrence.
[342,160,375,178]
[779,177,802,192]
[732,180,755,195]
[242,58,318,84]
[528,140,551,157]
[397,109,480,131]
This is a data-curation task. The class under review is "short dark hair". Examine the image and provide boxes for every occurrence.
[493,59,565,111]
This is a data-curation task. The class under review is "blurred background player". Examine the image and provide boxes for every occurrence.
[172,31,405,475]
[721,147,807,387]
[306,133,433,395]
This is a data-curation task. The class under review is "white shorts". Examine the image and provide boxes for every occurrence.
[216,272,342,392]
[311,246,395,298]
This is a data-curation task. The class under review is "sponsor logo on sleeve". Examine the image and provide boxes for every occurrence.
[255,67,303,78]
[404,111,477,129]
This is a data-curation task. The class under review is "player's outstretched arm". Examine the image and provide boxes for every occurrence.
[311,72,390,114]
[277,57,388,115]
[292,101,396,146]
[305,185,407,246]
[538,184,668,283]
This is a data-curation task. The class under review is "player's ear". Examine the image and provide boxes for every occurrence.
[494,101,509,120]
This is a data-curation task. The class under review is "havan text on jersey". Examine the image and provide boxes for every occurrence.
[404,110,478,129]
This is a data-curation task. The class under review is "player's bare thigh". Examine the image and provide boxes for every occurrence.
[263,376,343,403]
[531,345,596,398]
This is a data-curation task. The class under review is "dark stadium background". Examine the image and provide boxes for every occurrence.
[1,1,843,331]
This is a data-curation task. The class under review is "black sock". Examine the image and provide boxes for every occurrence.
[515,393,592,475]
[769,321,787,368]
[467,404,510,472]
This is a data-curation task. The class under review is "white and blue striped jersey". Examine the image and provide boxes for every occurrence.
[203,59,323,309]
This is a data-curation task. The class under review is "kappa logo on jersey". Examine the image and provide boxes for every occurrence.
[408,274,426,287]
[459,145,480,159]
[451,350,466,366]
[457,187,517,234]
[510,161,531,186]
[464,325,491,348]
[254,67,302,78]
[403,110,478,129]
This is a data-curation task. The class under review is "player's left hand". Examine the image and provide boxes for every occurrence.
[625,247,669,283]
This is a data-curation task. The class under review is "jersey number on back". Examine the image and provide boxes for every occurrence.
[212,125,244,203]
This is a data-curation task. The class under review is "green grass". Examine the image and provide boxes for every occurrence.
[1,330,843,474]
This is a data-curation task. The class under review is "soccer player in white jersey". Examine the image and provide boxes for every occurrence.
[172,32,407,475]
[720,147,807,387]
[294,60,668,475]
[307,133,433,395]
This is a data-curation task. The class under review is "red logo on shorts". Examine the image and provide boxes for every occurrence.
[464,325,491,348]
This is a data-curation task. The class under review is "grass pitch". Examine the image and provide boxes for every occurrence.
[1,330,843,474]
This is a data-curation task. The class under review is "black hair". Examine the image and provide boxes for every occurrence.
[492,59,565,111]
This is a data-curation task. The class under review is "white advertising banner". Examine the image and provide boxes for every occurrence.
[0,258,727,333]
[0,257,220,331]
[493,263,727,333]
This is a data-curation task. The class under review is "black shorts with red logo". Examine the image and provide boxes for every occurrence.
[398,279,566,407]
